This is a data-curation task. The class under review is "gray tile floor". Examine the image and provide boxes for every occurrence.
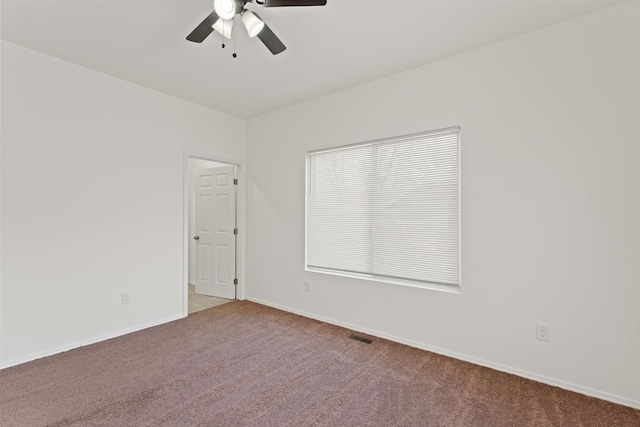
[188,284,233,314]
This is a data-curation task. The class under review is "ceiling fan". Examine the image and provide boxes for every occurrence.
[187,0,327,55]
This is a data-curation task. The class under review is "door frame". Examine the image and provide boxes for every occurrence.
[183,150,247,316]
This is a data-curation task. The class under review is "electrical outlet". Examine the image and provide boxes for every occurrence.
[121,292,131,305]
[536,323,550,342]
[304,281,310,292]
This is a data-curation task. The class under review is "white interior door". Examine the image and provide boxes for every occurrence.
[194,165,236,299]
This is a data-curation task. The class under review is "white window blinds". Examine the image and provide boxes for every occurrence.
[306,127,460,288]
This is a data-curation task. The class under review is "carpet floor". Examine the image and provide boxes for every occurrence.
[1,301,638,426]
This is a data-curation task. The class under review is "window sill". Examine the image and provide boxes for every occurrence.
[305,267,461,294]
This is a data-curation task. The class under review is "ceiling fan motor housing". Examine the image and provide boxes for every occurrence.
[233,0,251,16]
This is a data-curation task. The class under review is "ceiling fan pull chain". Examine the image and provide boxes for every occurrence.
[233,17,238,58]
[221,19,226,49]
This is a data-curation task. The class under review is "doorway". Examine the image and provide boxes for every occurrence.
[184,153,245,315]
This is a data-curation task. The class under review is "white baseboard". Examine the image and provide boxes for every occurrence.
[0,313,186,370]
[247,297,640,410]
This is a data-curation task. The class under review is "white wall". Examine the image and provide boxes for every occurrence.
[0,41,247,366]
[246,2,640,407]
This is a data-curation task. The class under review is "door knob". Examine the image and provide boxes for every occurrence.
[194,236,200,240]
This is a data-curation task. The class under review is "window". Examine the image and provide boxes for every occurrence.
[305,127,460,290]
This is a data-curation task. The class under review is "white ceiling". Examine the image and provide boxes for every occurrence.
[1,0,626,118]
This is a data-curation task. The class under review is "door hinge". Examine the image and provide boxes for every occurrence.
[233,178,238,185]
[234,228,238,235]
[233,278,238,285]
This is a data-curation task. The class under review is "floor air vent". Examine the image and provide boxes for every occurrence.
[349,334,373,344]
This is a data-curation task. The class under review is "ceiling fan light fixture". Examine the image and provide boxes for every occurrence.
[242,10,265,38]
[213,0,237,20]
[212,18,234,39]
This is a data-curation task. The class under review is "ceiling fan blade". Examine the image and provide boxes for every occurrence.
[186,11,220,43]
[263,0,326,6]
[255,17,286,55]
